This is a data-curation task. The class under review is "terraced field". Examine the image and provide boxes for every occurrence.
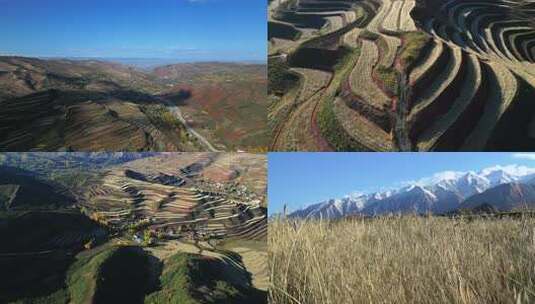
[0,152,267,303]
[269,0,535,151]
[0,57,267,152]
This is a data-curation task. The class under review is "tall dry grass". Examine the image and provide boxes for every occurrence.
[269,216,535,304]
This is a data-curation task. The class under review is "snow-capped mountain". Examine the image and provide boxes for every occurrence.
[287,166,535,218]
[289,192,382,219]
[431,172,489,197]
[460,182,535,212]
[480,165,535,185]
[362,185,440,215]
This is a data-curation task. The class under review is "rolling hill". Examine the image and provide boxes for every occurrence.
[0,152,267,303]
[0,57,267,152]
[0,165,74,210]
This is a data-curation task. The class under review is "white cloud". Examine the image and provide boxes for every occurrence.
[512,153,535,160]
[480,164,535,177]
[401,165,535,188]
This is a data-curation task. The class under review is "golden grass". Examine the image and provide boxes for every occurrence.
[269,216,535,304]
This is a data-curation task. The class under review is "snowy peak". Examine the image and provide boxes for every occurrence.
[433,171,490,197]
[288,165,535,219]
[404,185,437,199]
[479,165,535,185]
[361,184,442,215]
[481,169,515,186]
[289,195,367,219]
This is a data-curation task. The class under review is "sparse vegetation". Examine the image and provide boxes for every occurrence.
[67,246,118,303]
[141,104,198,150]
[145,253,200,304]
[399,31,431,69]
[268,57,300,96]
[375,65,400,95]
[359,29,379,40]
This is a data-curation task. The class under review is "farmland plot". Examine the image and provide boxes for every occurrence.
[409,45,463,119]
[343,28,362,47]
[416,54,483,151]
[333,97,393,151]
[383,0,403,32]
[400,0,417,31]
[409,40,443,84]
[349,40,391,110]
[270,0,535,151]
[461,62,518,150]
[366,0,392,33]
[292,68,332,104]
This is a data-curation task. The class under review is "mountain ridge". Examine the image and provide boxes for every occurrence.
[287,166,535,218]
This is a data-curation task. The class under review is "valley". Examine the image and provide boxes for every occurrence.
[268,0,535,151]
[0,152,267,303]
[0,57,267,152]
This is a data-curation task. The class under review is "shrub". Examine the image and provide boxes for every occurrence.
[268,57,299,95]
[375,65,400,95]
[399,31,431,69]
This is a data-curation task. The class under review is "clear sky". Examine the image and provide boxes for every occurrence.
[0,0,266,62]
[268,152,535,215]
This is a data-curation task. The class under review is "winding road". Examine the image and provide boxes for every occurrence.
[155,96,220,152]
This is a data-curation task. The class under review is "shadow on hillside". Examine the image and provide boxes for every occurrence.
[190,252,267,304]
[160,88,192,106]
[0,88,176,151]
[0,253,75,302]
[0,87,171,107]
[0,211,106,303]
[93,246,159,304]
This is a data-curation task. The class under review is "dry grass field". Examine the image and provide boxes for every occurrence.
[269,216,535,304]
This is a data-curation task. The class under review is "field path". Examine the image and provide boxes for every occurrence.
[271,69,334,151]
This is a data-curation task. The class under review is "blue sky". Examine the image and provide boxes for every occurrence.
[268,153,535,215]
[0,0,266,61]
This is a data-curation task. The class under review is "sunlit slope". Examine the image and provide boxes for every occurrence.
[269,0,535,151]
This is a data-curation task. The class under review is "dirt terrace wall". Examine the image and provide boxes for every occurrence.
[409,50,468,145]
[432,61,490,151]
[340,80,392,132]
[268,21,301,40]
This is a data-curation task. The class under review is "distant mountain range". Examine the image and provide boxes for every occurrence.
[287,166,535,219]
